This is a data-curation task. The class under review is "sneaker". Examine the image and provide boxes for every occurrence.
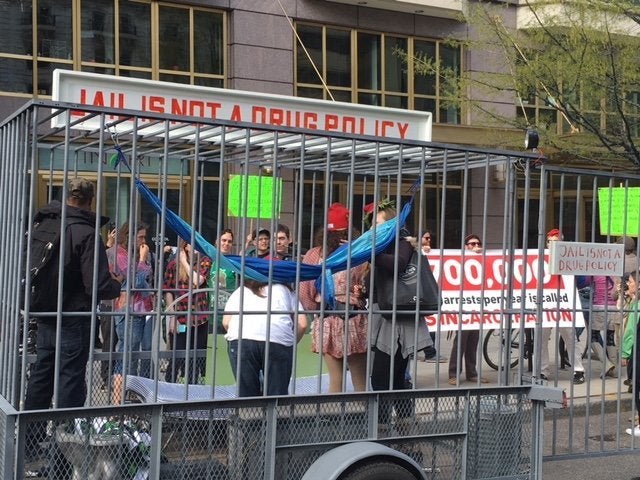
[540,374,548,381]
[448,378,457,385]
[624,379,632,386]
[625,425,640,437]
[425,356,448,363]
[573,372,585,385]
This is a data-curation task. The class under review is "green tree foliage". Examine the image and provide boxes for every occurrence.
[416,1,640,169]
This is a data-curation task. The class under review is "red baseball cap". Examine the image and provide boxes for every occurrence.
[327,203,350,231]
[546,228,560,239]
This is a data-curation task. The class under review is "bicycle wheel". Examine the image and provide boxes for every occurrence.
[483,328,521,370]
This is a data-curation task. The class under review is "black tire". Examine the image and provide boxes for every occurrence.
[341,460,418,480]
[483,328,520,371]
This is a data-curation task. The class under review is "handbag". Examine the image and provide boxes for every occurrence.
[375,249,441,312]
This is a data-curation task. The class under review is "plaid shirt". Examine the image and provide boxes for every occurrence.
[163,256,212,325]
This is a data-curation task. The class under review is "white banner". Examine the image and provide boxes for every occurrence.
[424,249,585,332]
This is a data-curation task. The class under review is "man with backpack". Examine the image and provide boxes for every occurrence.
[23,177,122,477]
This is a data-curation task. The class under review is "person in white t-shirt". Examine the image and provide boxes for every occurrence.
[223,279,307,397]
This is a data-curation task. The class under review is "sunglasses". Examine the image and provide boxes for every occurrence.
[466,241,481,247]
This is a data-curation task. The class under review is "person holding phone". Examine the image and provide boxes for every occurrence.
[111,222,154,404]
[163,240,212,383]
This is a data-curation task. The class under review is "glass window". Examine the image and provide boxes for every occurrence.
[415,97,435,114]
[358,92,381,106]
[37,0,72,59]
[159,72,191,84]
[358,32,380,90]
[194,10,224,75]
[296,24,462,124]
[0,1,225,95]
[37,62,73,95]
[81,0,115,64]
[626,91,640,115]
[414,40,436,96]
[296,24,322,85]
[119,0,151,68]
[439,103,459,124]
[159,6,189,71]
[327,28,350,87]
[2,1,32,55]
[331,90,351,102]
[385,95,407,109]
[194,76,224,88]
[385,36,407,93]
[297,86,323,99]
[440,44,460,81]
[0,58,33,94]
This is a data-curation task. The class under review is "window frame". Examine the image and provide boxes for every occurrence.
[294,22,464,125]
[0,0,227,97]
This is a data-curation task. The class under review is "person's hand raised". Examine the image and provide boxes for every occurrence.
[139,243,150,262]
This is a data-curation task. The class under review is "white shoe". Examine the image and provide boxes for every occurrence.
[625,425,640,437]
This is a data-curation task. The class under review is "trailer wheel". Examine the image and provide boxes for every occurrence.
[341,460,418,480]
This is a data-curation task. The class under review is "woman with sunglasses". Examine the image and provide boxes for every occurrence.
[448,234,488,385]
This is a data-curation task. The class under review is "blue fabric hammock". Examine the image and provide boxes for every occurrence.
[117,146,414,306]
[136,178,414,306]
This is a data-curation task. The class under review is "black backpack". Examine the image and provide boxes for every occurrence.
[23,212,63,313]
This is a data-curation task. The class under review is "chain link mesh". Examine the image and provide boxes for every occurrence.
[19,390,532,479]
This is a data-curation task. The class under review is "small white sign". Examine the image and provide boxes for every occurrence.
[549,241,624,276]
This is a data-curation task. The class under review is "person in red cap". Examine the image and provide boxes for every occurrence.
[540,228,586,384]
[546,228,561,241]
[326,202,350,231]
[299,203,369,393]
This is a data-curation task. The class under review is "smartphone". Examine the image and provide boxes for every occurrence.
[108,222,115,231]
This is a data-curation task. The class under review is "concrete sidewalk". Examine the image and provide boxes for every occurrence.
[411,332,630,400]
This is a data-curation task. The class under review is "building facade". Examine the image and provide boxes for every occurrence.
[0,0,600,249]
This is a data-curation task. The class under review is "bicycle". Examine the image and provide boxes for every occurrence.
[482,328,530,371]
[483,325,592,371]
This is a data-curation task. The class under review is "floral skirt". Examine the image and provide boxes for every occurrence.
[311,314,368,358]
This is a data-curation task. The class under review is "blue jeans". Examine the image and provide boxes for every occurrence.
[114,315,153,377]
[227,339,292,397]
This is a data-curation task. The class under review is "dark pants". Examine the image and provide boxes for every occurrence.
[371,344,413,423]
[423,332,437,359]
[25,317,91,410]
[24,317,91,478]
[448,331,480,379]
[227,339,292,397]
[165,322,208,383]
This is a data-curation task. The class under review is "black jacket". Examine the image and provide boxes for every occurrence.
[375,229,414,276]
[35,200,121,312]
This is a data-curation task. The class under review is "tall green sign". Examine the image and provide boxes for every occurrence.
[597,187,640,236]
[227,175,282,219]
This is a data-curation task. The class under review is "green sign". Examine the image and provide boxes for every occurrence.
[597,187,640,236]
[227,175,282,219]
